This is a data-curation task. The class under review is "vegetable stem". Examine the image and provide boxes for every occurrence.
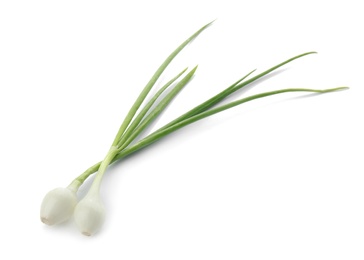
[117,67,188,145]
[115,87,348,156]
[117,66,198,151]
[89,146,119,194]
[72,86,347,185]
[156,52,316,133]
[110,21,213,147]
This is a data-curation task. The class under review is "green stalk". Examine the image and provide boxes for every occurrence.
[70,67,197,190]
[110,21,213,147]
[117,66,198,150]
[88,146,119,194]
[72,52,315,188]
[118,67,188,144]
[72,22,213,191]
[156,52,316,132]
[115,87,347,155]
[72,86,347,185]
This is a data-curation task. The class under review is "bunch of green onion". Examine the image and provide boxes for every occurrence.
[40,21,347,236]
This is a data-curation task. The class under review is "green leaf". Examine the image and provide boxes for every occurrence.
[111,21,214,146]
[117,67,188,146]
[117,66,198,150]
[115,87,347,158]
[74,86,347,184]
[155,52,316,132]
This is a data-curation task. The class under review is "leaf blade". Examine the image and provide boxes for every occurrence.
[117,67,188,145]
[117,66,198,150]
[111,21,214,146]
[157,52,316,132]
[115,87,347,158]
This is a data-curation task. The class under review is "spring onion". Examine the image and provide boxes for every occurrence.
[40,21,348,236]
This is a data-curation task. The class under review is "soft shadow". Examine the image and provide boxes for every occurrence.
[77,175,95,199]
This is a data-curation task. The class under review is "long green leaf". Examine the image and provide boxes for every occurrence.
[156,52,316,132]
[111,21,213,146]
[115,87,347,157]
[117,67,188,146]
[75,86,347,183]
[117,66,198,150]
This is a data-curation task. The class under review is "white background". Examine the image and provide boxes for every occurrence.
[0,0,363,259]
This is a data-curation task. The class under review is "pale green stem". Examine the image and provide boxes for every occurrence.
[73,162,101,186]
[67,179,82,192]
[88,146,119,194]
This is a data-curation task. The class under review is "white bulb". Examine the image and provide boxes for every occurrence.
[74,192,105,236]
[40,187,77,225]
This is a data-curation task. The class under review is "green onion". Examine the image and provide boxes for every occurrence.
[40,21,348,236]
